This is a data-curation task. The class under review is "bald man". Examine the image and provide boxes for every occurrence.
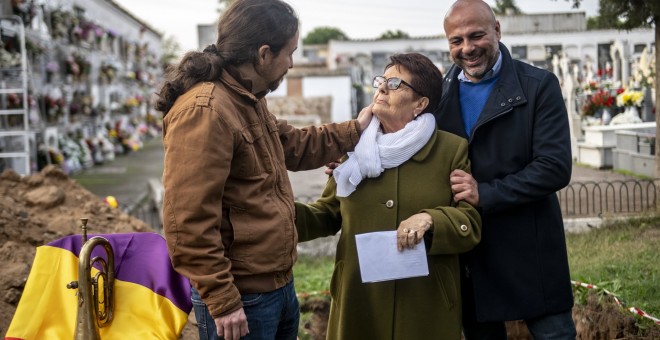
[435,1,577,339]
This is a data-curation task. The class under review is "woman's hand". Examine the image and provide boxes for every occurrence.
[397,213,433,251]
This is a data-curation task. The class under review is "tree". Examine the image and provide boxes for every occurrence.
[493,0,522,15]
[586,13,619,29]
[377,30,410,40]
[559,0,660,180]
[160,35,181,71]
[217,0,236,14]
[303,27,348,45]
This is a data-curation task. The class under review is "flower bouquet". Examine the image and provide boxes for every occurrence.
[591,90,614,109]
[581,89,614,119]
[610,89,644,125]
[616,90,644,107]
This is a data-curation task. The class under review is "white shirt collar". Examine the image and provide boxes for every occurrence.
[458,51,502,83]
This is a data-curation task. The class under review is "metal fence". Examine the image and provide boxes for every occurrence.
[126,179,660,230]
[122,192,162,233]
[296,181,659,218]
[299,180,659,218]
[558,179,657,218]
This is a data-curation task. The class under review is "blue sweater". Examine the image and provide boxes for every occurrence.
[459,76,499,137]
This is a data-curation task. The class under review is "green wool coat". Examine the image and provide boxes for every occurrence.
[295,129,482,340]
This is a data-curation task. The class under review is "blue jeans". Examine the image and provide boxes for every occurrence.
[191,280,300,340]
[462,310,576,340]
[526,311,577,339]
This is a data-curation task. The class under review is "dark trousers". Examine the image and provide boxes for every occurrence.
[461,275,576,339]
[462,310,576,340]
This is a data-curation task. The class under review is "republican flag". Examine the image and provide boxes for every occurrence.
[5,232,192,340]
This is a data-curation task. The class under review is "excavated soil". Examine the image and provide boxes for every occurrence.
[0,165,198,339]
[297,287,660,339]
[509,290,660,339]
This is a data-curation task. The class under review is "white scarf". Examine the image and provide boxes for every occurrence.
[334,113,436,197]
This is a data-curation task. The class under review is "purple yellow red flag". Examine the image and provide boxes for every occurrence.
[5,233,192,340]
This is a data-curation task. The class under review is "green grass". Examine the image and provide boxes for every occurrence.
[294,254,334,297]
[293,255,334,340]
[612,168,654,180]
[567,215,660,327]
[294,216,660,332]
[573,162,653,180]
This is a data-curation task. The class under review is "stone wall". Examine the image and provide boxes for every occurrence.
[268,96,332,126]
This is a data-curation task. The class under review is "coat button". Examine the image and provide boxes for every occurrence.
[460,224,468,232]
[385,200,394,208]
[516,96,521,100]
[500,102,506,107]
[508,98,513,103]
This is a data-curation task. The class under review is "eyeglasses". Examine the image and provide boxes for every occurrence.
[372,76,423,96]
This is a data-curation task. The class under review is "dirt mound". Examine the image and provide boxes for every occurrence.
[0,165,152,337]
[297,291,660,340]
[572,291,660,339]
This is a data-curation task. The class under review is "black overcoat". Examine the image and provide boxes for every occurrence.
[434,43,574,322]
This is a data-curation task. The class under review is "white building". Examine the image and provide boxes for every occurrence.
[327,13,654,86]
[1,0,164,174]
[203,12,656,156]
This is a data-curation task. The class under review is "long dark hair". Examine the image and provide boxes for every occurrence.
[154,0,298,114]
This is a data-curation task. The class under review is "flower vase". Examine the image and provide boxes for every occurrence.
[642,87,654,122]
[601,107,612,125]
[625,106,639,119]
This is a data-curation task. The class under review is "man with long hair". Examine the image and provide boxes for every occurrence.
[155,1,370,339]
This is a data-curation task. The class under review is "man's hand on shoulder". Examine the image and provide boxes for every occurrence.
[356,103,374,132]
[324,159,342,175]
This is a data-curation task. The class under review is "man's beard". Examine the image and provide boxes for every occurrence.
[255,63,287,93]
[457,47,497,81]
[267,76,284,92]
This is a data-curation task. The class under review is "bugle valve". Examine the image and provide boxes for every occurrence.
[66,218,115,340]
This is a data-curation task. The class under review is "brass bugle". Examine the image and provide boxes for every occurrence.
[66,218,115,340]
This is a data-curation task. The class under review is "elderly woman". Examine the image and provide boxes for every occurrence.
[295,53,482,339]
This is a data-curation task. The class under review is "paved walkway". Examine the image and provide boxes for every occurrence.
[71,137,333,206]
[70,136,655,242]
[72,137,641,209]
[570,163,637,182]
[71,137,165,207]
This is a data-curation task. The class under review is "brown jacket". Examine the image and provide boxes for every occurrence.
[162,69,360,318]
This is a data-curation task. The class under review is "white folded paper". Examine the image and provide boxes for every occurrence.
[355,230,429,283]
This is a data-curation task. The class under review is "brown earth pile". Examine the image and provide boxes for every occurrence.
[299,294,660,340]
[0,165,199,339]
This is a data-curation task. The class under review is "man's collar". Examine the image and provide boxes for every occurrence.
[458,51,502,83]
[224,66,269,99]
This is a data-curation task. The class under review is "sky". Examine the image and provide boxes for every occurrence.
[112,0,600,52]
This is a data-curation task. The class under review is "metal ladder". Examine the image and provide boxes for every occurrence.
[0,15,31,175]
